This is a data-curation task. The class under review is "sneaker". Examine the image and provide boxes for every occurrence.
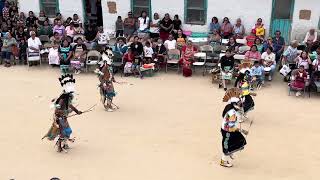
[107,108,114,112]
[296,91,301,97]
[220,159,233,168]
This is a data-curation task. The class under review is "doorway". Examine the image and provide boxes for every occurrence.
[83,0,103,27]
[270,0,295,43]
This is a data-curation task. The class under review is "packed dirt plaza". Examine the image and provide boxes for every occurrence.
[0,66,319,180]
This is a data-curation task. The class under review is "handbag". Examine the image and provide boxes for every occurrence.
[280,64,291,76]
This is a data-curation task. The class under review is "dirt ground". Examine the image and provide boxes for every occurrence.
[0,66,319,180]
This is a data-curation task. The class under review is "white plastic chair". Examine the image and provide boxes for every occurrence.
[86,50,101,72]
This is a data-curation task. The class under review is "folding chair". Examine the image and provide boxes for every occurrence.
[166,49,181,73]
[27,48,41,67]
[238,46,251,54]
[236,38,247,45]
[86,50,101,72]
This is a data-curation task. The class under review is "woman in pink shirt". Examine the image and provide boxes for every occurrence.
[65,22,76,38]
[245,45,261,61]
[221,17,233,39]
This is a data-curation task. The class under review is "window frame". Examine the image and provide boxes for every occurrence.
[39,0,60,18]
[184,0,207,25]
[131,0,152,18]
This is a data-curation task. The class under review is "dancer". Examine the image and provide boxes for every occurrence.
[220,88,248,167]
[235,70,256,121]
[42,74,82,153]
[95,48,118,112]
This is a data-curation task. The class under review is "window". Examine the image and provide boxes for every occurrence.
[131,0,151,18]
[40,0,59,18]
[185,0,207,25]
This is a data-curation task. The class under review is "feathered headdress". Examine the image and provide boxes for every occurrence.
[223,88,242,104]
[59,74,76,93]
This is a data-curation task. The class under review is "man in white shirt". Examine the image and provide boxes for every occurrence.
[27,31,42,53]
[164,34,177,50]
[96,27,110,46]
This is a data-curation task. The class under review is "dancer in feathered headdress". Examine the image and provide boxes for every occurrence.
[95,47,118,112]
[220,88,248,167]
[42,74,83,153]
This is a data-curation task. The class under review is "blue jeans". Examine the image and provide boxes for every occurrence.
[2,51,11,62]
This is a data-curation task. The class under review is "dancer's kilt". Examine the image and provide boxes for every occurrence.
[221,129,247,155]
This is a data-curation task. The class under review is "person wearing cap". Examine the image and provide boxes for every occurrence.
[124,11,136,38]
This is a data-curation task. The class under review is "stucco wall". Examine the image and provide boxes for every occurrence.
[291,0,320,41]
[102,0,273,36]
[18,0,83,23]
[102,0,131,32]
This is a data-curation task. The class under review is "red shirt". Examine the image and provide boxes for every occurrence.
[123,52,134,63]
[246,35,256,47]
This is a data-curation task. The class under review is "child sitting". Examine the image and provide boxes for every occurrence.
[122,48,134,76]
[143,41,154,64]
[250,61,264,89]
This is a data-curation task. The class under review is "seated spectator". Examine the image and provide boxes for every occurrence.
[252,18,265,38]
[137,11,150,33]
[37,11,49,27]
[246,32,256,47]
[227,36,239,54]
[38,20,53,37]
[282,40,299,68]
[245,45,261,61]
[95,26,110,50]
[27,31,42,65]
[2,1,10,21]
[50,32,62,47]
[254,38,264,53]
[59,39,73,74]
[15,26,27,42]
[53,20,66,38]
[261,47,276,81]
[149,13,160,39]
[65,17,72,26]
[221,17,233,39]
[19,38,28,65]
[180,40,198,77]
[290,65,308,97]
[71,37,87,74]
[272,30,285,62]
[130,36,144,78]
[54,13,63,26]
[115,16,124,38]
[154,38,167,65]
[123,11,136,38]
[71,14,82,28]
[143,41,154,63]
[209,29,221,45]
[1,32,17,67]
[295,51,312,71]
[123,48,135,75]
[159,13,173,41]
[84,25,97,49]
[26,11,38,28]
[48,43,60,66]
[175,29,187,49]
[250,60,264,88]
[65,22,76,38]
[303,28,318,51]
[164,34,177,50]
[114,37,128,56]
[10,4,19,20]
[233,18,245,39]
[1,24,9,37]
[312,50,320,81]
[219,49,235,91]
[172,14,182,35]
[209,17,220,34]
[18,12,26,26]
